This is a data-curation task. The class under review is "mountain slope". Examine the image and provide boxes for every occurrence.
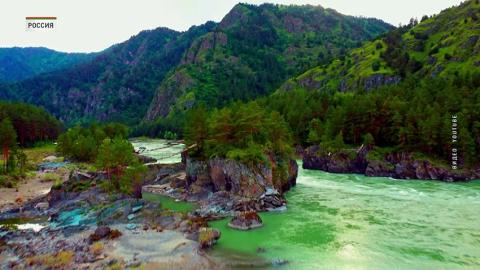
[0,47,95,82]
[144,3,392,121]
[1,23,216,125]
[279,0,480,93]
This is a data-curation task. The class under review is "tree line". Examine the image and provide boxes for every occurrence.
[56,123,145,198]
[0,102,61,177]
[262,74,480,167]
[184,102,293,167]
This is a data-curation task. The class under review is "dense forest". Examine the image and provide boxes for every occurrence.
[263,75,480,166]
[0,102,61,177]
[0,102,62,146]
[159,0,480,168]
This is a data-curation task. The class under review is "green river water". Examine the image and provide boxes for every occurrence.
[135,139,480,270]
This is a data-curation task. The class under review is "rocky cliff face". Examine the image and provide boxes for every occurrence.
[1,24,216,125]
[144,3,393,121]
[303,145,480,182]
[185,156,298,198]
[167,154,299,214]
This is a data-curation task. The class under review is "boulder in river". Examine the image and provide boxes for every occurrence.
[228,211,263,230]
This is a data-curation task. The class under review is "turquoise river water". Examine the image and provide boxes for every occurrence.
[136,139,480,270]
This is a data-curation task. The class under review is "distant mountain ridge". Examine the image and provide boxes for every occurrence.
[0,47,95,82]
[145,3,393,120]
[278,0,480,93]
[1,23,216,124]
[0,3,392,125]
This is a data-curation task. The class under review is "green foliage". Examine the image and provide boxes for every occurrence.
[119,160,147,198]
[184,105,209,154]
[0,118,17,173]
[1,24,216,125]
[282,0,480,93]
[260,1,480,167]
[320,132,346,152]
[0,101,62,146]
[94,137,146,198]
[163,131,177,140]
[362,133,375,146]
[96,138,135,172]
[307,119,323,145]
[0,118,16,148]
[184,101,293,165]
[144,3,392,123]
[262,75,480,166]
[57,123,129,162]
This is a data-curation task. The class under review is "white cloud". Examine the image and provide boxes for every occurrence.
[0,0,464,52]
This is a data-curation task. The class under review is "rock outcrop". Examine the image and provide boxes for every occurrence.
[140,154,298,216]
[303,145,480,181]
[185,156,298,198]
[228,211,263,230]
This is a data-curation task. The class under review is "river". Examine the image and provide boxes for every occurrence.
[134,139,480,270]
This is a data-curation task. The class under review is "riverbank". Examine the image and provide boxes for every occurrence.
[0,140,224,269]
[0,144,71,212]
[302,145,480,181]
[0,166,223,269]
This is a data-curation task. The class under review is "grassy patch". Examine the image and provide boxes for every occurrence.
[41,172,61,182]
[23,143,57,168]
[25,250,74,268]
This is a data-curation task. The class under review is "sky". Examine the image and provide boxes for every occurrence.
[0,0,464,53]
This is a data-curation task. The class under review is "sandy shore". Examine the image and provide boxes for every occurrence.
[0,170,69,212]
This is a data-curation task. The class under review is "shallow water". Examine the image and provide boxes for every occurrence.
[143,192,197,213]
[0,217,48,233]
[135,140,480,269]
[131,138,184,164]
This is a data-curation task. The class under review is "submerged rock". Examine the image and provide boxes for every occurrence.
[228,211,263,230]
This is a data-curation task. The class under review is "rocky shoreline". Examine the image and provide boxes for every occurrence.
[0,152,299,269]
[302,145,480,182]
[143,153,298,217]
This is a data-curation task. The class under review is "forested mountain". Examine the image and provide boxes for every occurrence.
[0,4,391,126]
[263,0,480,167]
[0,47,95,82]
[0,23,216,125]
[144,3,392,121]
[279,0,480,93]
